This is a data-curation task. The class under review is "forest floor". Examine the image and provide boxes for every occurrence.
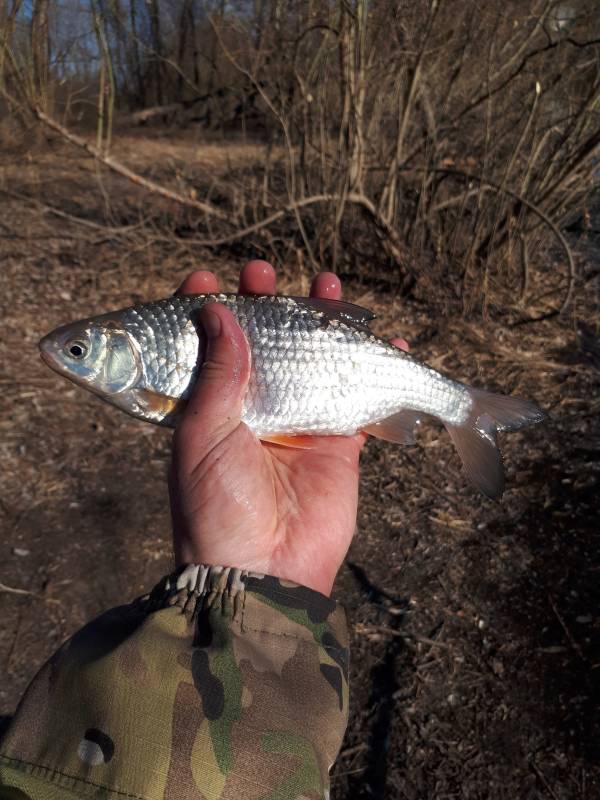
[0,129,599,799]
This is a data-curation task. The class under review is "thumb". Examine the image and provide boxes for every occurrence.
[176,303,251,461]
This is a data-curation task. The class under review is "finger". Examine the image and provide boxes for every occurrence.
[390,336,410,352]
[309,272,341,300]
[177,270,219,296]
[176,303,251,461]
[239,260,276,295]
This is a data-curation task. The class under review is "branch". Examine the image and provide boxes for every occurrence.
[152,193,360,242]
[431,167,576,313]
[0,188,142,236]
[0,581,59,603]
[155,192,409,271]
[209,15,320,269]
[457,36,600,122]
[34,105,228,219]
[0,88,228,221]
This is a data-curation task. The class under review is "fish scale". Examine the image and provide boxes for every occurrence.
[119,294,473,435]
[39,292,545,497]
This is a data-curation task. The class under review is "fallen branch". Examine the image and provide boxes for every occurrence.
[34,106,229,220]
[0,87,228,221]
[125,88,235,126]
[148,191,409,272]
[1,86,410,274]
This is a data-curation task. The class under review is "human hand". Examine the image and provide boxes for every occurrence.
[169,261,409,596]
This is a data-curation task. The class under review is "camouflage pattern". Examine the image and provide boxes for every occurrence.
[0,565,349,800]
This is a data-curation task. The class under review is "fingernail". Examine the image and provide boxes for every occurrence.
[202,309,221,339]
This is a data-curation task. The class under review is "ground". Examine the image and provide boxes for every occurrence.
[0,132,599,799]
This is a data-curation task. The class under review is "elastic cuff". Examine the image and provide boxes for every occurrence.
[144,563,348,648]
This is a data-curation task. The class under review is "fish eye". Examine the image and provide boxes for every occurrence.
[66,340,88,359]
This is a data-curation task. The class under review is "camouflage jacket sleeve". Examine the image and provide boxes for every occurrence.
[0,564,349,800]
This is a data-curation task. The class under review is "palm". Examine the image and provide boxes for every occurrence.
[266,437,364,584]
[174,424,364,594]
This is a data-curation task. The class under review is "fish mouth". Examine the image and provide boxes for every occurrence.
[39,349,52,367]
[39,335,58,368]
[38,333,93,392]
[39,340,55,368]
[38,333,70,378]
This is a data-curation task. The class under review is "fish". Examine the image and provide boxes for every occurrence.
[39,293,545,498]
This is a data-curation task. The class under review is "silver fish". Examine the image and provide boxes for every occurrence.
[39,293,545,497]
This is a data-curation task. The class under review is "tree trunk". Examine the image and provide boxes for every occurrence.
[129,0,145,107]
[176,0,190,103]
[0,1,24,87]
[30,0,50,108]
[148,0,164,105]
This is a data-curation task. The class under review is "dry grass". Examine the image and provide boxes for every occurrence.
[115,132,275,170]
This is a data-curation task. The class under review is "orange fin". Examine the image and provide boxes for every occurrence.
[260,433,316,449]
[136,388,187,421]
[363,410,422,444]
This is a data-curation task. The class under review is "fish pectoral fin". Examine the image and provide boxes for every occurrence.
[363,410,422,445]
[260,433,316,450]
[136,388,187,422]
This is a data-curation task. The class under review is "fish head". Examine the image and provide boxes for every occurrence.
[39,317,142,397]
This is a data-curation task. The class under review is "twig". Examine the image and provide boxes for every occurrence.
[380,0,440,223]
[548,594,586,663]
[339,743,368,759]
[530,757,560,800]
[209,15,320,270]
[0,582,34,597]
[456,28,600,124]
[519,232,530,302]
[0,581,58,604]
[144,190,409,268]
[355,623,449,649]
[432,168,576,314]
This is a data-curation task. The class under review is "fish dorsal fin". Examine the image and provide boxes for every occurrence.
[290,297,376,329]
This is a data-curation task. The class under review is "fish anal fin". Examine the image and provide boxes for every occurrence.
[363,410,422,445]
[260,433,316,449]
[136,388,187,423]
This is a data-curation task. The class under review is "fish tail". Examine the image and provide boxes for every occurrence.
[445,388,546,499]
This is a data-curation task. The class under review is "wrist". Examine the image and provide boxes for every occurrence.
[174,539,338,597]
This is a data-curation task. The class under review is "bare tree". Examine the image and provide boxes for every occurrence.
[129,0,145,106]
[30,0,50,108]
[148,0,164,104]
[2,0,598,320]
